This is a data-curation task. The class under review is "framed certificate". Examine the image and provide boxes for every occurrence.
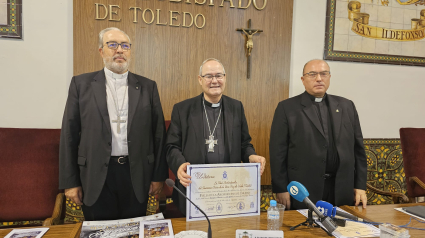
[186,163,261,221]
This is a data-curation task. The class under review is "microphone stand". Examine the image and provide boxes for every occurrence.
[172,184,212,238]
[290,209,333,236]
[290,209,319,230]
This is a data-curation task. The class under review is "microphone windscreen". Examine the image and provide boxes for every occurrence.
[287,181,309,202]
[165,178,175,187]
[316,200,334,217]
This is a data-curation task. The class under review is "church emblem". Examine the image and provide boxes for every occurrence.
[237,201,245,211]
[222,171,228,180]
[216,202,223,214]
[239,231,252,238]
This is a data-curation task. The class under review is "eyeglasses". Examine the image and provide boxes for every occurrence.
[201,74,225,81]
[303,71,331,79]
[104,41,132,51]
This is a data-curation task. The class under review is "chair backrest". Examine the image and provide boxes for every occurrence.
[364,139,406,205]
[400,128,425,198]
[0,128,61,221]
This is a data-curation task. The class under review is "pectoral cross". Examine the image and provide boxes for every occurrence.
[205,135,218,152]
[112,116,126,133]
[237,19,263,79]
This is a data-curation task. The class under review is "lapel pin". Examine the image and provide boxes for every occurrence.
[336,109,339,112]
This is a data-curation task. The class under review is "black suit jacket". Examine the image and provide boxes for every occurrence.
[270,92,367,209]
[59,69,167,206]
[166,93,256,214]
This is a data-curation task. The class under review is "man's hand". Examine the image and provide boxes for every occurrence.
[276,192,290,210]
[354,189,367,208]
[248,155,266,175]
[149,181,164,195]
[177,162,192,187]
[65,186,83,205]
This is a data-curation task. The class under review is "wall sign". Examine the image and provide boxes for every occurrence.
[324,0,425,66]
[94,0,268,29]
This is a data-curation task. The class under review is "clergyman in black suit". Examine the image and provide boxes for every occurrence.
[165,58,266,215]
[270,59,367,210]
[59,27,167,220]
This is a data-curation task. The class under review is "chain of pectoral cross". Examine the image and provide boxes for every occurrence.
[203,98,222,153]
[106,79,128,134]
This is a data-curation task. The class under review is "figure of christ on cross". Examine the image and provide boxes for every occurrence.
[112,116,126,134]
[205,135,218,152]
[236,19,263,79]
[242,29,260,56]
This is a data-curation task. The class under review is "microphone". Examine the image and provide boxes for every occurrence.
[165,179,212,238]
[316,200,363,222]
[287,181,337,234]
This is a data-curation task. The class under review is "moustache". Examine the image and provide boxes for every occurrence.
[113,55,127,61]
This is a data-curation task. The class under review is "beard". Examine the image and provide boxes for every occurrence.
[103,54,130,74]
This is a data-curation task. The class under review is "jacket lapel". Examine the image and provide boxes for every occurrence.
[91,70,111,134]
[189,94,206,163]
[127,72,141,132]
[301,92,325,138]
[328,95,342,141]
[223,96,233,155]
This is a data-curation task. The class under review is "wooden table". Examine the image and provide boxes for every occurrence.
[171,210,332,237]
[341,203,425,237]
[0,223,82,238]
[1,204,424,238]
[171,204,425,237]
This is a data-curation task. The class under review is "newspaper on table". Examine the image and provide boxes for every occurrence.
[80,213,169,238]
[297,208,381,238]
[4,228,49,238]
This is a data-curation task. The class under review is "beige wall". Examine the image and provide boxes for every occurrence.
[290,0,425,138]
[0,0,73,128]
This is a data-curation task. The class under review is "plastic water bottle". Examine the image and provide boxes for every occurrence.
[267,200,280,230]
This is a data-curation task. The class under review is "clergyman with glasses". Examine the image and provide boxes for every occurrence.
[165,58,266,215]
[59,27,168,220]
[269,59,367,210]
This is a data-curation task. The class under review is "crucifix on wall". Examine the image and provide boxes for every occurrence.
[237,19,263,79]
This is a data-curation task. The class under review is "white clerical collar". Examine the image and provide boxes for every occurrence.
[314,93,327,102]
[104,67,128,80]
[203,96,222,108]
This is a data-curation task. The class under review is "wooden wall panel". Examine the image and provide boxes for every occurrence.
[74,0,293,185]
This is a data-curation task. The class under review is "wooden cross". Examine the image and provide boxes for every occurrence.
[237,19,263,79]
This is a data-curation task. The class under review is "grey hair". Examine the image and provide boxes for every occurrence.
[199,58,226,76]
[98,27,131,49]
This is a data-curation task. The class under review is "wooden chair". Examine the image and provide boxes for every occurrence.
[400,128,425,203]
[363,139,409,205]
[0,128,64,227]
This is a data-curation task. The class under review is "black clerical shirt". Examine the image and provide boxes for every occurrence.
[202,97,229,164]
[307,92,340,174]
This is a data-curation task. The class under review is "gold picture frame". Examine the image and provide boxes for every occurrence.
[0,0,22,39]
